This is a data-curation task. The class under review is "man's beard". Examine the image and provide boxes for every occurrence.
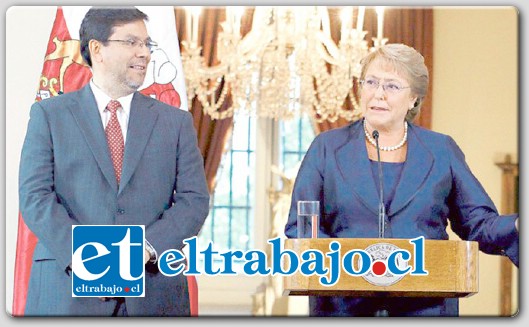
[120,74,145,93]
[107,69,146,96]
[126,79,143,91]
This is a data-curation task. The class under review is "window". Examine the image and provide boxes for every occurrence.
[198,113,256,254]
[198,113,315,256]
[196,112,315,311]
[280,114,316,173]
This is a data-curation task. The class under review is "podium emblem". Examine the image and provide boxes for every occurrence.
[360,243,408,286]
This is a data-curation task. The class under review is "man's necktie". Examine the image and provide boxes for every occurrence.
[105,100,125,185]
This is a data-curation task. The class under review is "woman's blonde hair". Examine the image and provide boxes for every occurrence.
[359,43,429,122]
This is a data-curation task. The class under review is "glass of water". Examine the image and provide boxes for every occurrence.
[297,200,320,238]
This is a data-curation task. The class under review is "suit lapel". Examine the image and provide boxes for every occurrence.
[388,124,434,216]
[335,121,380,216]
[69,85,118,192]
[119,93,158,194]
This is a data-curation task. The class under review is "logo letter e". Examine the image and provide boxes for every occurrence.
[72,242,111,281]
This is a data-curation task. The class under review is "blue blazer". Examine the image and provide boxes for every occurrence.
[19,85,210,316]
[285,120,518,316]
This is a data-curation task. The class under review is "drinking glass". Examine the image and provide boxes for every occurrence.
[297,201,320,238]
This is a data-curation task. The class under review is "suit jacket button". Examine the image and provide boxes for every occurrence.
[117,209,125,214]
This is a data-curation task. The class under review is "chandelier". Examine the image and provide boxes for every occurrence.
[181,6,388,122]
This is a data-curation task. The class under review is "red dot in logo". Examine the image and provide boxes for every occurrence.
[125,287,130,293]
[372,261,387,276]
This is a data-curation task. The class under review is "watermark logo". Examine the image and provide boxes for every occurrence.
[71,225,145,297]
[156,236,428,288]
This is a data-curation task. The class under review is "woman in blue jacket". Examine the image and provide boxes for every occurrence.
[284,43,519,316]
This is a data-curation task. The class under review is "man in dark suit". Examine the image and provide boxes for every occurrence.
[18,7,210,316]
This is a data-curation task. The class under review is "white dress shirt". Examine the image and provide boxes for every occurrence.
[90,80,134,143]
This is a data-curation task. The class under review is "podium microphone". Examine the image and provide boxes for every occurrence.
[372,130,386,238]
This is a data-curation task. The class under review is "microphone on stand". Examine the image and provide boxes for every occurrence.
[372,130,389,317]
[372,130,386,239]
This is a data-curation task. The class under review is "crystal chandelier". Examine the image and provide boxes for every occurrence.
[181,6,388,122]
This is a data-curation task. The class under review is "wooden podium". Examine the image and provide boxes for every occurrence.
[283,238,478,298]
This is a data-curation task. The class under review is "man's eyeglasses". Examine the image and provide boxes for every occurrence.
[360,78,411,94]
[105,39,158,53]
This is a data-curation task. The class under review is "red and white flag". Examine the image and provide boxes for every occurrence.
[13,6,194,316]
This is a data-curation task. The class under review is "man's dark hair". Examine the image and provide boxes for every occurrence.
[80,7,148,67]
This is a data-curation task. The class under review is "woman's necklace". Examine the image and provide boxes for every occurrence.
[364,119,408,151]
